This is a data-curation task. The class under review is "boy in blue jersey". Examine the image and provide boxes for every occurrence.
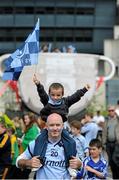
[76,138,108,179]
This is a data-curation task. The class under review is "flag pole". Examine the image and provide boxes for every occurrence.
[34,18,40,75]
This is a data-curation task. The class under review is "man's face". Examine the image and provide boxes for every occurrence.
[0,123,6,135]
[108,108,115,118]
[49,88,63,102]
[46,114,63,139]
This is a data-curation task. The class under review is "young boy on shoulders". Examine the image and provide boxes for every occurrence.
[33,74,90,122]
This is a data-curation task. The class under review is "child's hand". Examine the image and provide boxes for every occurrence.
[85,84,90,90]
[33,74,40,85]
[81,118,86,125]
[85,165,94,172]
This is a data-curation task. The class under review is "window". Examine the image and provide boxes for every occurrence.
[0,6,94,15]
[0,7,13,14]
[115,66,119,77]
[0,27,93,43]
[41,27,93,42]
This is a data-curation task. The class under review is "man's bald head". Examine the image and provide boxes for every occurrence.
[46,113,63,125]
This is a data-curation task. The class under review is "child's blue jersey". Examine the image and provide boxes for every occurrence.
[77,155,108,179]
[70,134,88,160]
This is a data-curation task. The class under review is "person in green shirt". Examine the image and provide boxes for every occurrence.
[17,112,40,179]
[19,112,40,152]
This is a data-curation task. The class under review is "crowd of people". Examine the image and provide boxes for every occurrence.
[0,75,119,179]
[40,44,77,53]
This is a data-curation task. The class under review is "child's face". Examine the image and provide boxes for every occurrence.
[89,146,102,159]
[49,88,63,101]
[71,126,80,136]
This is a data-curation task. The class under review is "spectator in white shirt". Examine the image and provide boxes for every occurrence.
[93,110,105,140]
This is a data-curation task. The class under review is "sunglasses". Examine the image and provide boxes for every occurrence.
[108,109,115,112]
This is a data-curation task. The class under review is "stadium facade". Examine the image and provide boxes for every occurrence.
[0,0,116,54]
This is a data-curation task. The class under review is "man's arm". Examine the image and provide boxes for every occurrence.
[17,156,42,169]
[16,140,42,170]
[69,156,82,169]
[69,156,83,178]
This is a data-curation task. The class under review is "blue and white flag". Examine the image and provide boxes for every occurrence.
[2,19,40,81]
[2,67,23,81]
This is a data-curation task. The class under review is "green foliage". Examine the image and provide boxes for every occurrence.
[86,94,107,117]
